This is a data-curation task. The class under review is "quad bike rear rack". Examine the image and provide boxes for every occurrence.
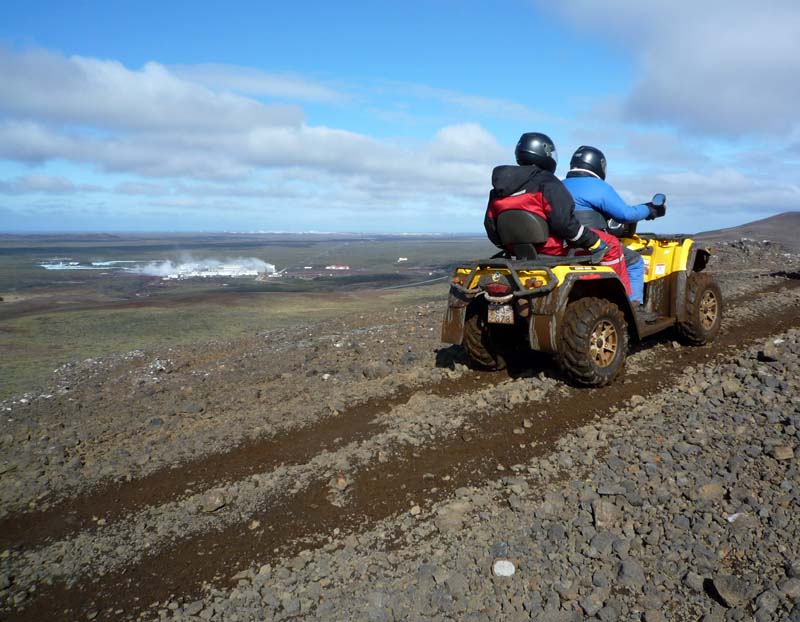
[449,258,561,298]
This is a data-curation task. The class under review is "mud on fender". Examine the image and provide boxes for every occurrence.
[441,288,473,344]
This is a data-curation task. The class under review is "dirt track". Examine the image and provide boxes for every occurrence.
[1,245,799,621]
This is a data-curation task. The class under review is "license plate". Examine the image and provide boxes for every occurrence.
[487,303,514,324]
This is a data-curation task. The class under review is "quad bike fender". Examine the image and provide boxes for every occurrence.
[674,239,710,273]
[528,271,636,352]
[691,247,711,272]
[441,286,474,345]
[674,245,711,323]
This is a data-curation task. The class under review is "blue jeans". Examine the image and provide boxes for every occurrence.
[624,247,645,304]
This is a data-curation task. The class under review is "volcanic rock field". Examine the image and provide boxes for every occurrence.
[1,238,799,622]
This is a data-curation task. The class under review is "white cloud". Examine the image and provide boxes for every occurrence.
[537,0,800,233]
[0,47,505,196]
[0,121,79,164]
[562,124,712,175]
[171,64,346,103]
[614,167,800,216]
[428,123,506,163]
[547,0,800,137]
[0,47,303,132]
[4,40,793,234]
[114,181,171,196]
[0,173,100,194]
[377,81,557,124]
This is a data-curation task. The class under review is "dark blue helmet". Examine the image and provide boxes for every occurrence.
[569,145,607,180]
[515,132,558,173]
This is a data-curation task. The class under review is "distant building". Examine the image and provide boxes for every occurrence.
[397,257,408,263]
[324,265,350,270]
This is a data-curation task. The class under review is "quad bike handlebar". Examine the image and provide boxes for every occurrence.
[608,192,666,237]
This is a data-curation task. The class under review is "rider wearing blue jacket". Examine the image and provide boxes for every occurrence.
[562,146,661,306]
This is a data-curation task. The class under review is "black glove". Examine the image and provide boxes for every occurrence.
[588,238,610,263]
[645,202,666,220]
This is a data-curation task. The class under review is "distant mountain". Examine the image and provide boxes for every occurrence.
[695,211,800,252]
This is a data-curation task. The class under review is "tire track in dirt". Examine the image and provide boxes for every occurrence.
[0,371,506,551]
[3,273,790,553]
[8,290,799,622]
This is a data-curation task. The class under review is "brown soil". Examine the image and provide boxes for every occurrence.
[0,372,505,551]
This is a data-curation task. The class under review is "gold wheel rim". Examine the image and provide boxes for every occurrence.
[699,290,718,329]
[590,320,618,367]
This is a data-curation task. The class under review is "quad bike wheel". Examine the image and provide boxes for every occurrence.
[559,297,628,387]
[678,272,722,345]
[462,300,514,370]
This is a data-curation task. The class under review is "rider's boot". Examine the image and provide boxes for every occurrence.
[636,303,659,324]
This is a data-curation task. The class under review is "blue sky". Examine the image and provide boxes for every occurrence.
[1,0,798,233]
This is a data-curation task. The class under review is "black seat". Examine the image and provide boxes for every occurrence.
[495,210,550,259]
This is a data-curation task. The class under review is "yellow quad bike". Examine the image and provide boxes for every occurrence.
[441,194,722,386]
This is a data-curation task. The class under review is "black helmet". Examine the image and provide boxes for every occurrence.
[515,132,558,173]
[569,145,607,180]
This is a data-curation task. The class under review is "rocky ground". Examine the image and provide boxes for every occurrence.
[1,240,799,621]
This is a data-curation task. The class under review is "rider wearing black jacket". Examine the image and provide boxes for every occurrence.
[484,162,600,253]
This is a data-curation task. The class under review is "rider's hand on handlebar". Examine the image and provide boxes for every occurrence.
[645,202,667,220]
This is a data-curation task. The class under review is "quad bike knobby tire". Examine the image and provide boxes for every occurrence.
[677,272,722,345]
[559,297,628,387]
[462,301,513,370]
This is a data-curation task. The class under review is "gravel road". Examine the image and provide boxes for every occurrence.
[1,239,799,621]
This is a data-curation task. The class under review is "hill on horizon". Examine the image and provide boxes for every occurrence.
[695,211,800,252]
